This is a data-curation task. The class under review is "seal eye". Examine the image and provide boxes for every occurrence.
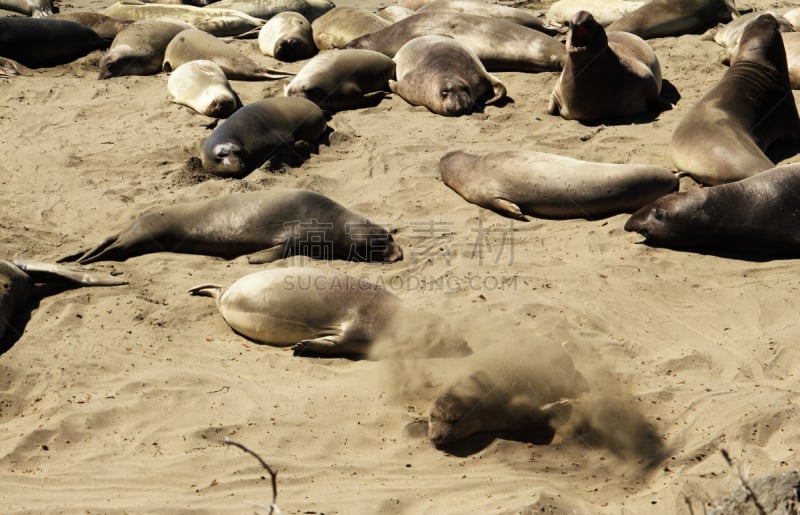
[441,89,451,99]
[653,208,665,221]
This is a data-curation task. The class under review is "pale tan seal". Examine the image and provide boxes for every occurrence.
[0,0,55,17]
[548,11,663,122]
[706,10,794,65]
[440,150,678,220]
[670,14,800,185]
[49,12,134,40]
[782,32,800,89]
[285,49,396,111]
[389,35,506,116]
[167,59,240,117]
[162,28,293,80]
[205,0,333,22]
[311,6,390,50]
[606,0,738,39]
[258,11,315,62]
[547,0,644,27]
[418,0,557,34]
[189,267,471,359]
[98,18,194,79]
[376,5,414,23]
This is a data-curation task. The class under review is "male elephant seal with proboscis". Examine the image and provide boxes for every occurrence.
[189,267,471,359]
[548,10,663,122]
[439,150,678,220]
[60,189,402,265]
[167,60,240,118]
[670,14,800,185]
[389,35,506,116]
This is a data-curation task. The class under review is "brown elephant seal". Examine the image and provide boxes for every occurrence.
[440,150,678,220]
[311,6,390,50]
[0,260,126,343]
[418,0,557,35]
[347,12,565,73]
[548,11,663,122]
[670,14,800,186]
[60,189,402,265]
[0,17,109,69]
[389,35,506,116]
[98,19,194,79]
[376,5,414,23]
[205,0,333,22]
[0,0,55,17]
[162,28,292,80]
[547,0,644,27]
[707,11,794,65]
[625,163,800,257]
[102,1,265,37]
[189,267,471,359]
[285,49,396,111]
[258,11,316,62]
[167,59,240,118]
[49,13,134,40]
[606,0,738,39]
[428,343,588,446]
[201,97,327,176]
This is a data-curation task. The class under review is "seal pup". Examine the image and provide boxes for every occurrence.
[49,12,134,40]
[625,163,800,257]
[0,260,126,343]
[205,0,333,22]
[284,49,396,111]
[188,267,471,359]
[258,11,316,61]
[547,0,644,27]
[163,28,293,80]
[440,150,678,220]
[607,0,739,39]
[167,60,240,118]
[389,35,506,116]
[0,18,109,69]
[201,97,327,176]
[98,18,194,79]
[548,11,663,122]
[60,189,402,265]
[0,0,55,17]
[670,14,800,185]
[311,6,390,50]
[347,12,565,73]
[418,0,557,34]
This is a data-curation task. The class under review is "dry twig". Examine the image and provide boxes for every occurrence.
[224,438,281,515]
[721,448,767,515]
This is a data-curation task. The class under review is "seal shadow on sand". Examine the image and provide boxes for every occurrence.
[577,79,680,127]
[0,284,64,356]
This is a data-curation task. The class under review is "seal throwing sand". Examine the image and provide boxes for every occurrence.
[189,267,471,359]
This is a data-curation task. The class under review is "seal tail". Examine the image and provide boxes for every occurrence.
[13,260,128,287]
[188,284,224,300]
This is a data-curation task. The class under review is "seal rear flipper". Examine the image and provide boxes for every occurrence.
[187,284,225,300]
[484,75,507,106]
[488,198,528,221]
[0,57,32,77]
[246,245,288,264]
[292,334,366,358]
[61,234,123,264]
[12,261,127,287]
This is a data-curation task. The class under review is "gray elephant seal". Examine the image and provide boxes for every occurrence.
[200,96,327,176]
[102,1,265,37]
[206,0,333,22]
[0,18,109,69]
[258,11,316,62]
[0,0,55,16]
[311,6,390,50]
[285,49,395,111]
[376,6,414,23]
[670,14,800,185]
[418,0,557,34]
[163,28,293,80]
[547,0,644,27]
[99,19,194,79]
[389,35,506,116]
[625,163,800,257]
[0,260,126,343]
[49,12,134,40]
[168,59,240,118]
[440,150,678,220]
[707,11,794,65]
[606,0,738,39]
[347,12,565,73]
[548,10,663,122]
[189,267,471,359]
[60,189,402,265]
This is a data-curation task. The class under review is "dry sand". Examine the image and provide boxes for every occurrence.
[2,0,800,512]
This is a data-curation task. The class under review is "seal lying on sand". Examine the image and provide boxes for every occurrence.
[439,150,677,220]
[206,0,333,22]
[548,11,663,122]
[99,19,194,79]
[167,59,240,118]
[0,260,126,342]
[311,6,390,50]
[707,10,794,65]
[606,0,738,39]
[0,0,56,17]
[49,12,133,40]
[418,0,557,34]
[102,1,265,37]
[0,17,109,69]
[670,14,800,185]
[258,11,316,61]
[189,267,471,359]
[547,0,644,27]
[60,189,402,265]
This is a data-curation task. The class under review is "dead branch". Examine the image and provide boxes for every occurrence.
[720,449,767,515]
[224,438,280,515]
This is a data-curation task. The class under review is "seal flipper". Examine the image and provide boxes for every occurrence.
[291,334,368,358]
[484,74,507,106]
[12,261,127,286]
[487,198,528,221]
[58,233,122,264]
[246,245,288,264]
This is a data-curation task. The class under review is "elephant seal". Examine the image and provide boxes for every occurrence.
[0,0,55,17]
[189,267,471,359]
[376,6,414,23]
[428,343,588,446]
[418,0,557,34]
[60,189,402,265]
[347,12,565,73]
[258,11,315,62]
[389,35,506,116]
[782,32,800,89]
[548,11,663,122]
[547,0,644,27]
[606,0,738,39]
[670,14,800,185]
[0,18,109,69]
[102,1,265,37]
[311,6,390,50]
[167,60,240,117]
[440,150,678,220]
[200,97,327,176]
[284,49,395,111]
[205,0,333,22]
[785,7,800,30]
[624,163,800,257]
[49,12,134,40]
[707,11,794,65]
[162,28,293,80]
[98,19,194,79]
[0,260,126,343]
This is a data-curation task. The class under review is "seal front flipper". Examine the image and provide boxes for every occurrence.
[292,333,367,358]
[60,233,123,265]
[488,198,528,221]
[246,245,288,264]
[12,261,127,286]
